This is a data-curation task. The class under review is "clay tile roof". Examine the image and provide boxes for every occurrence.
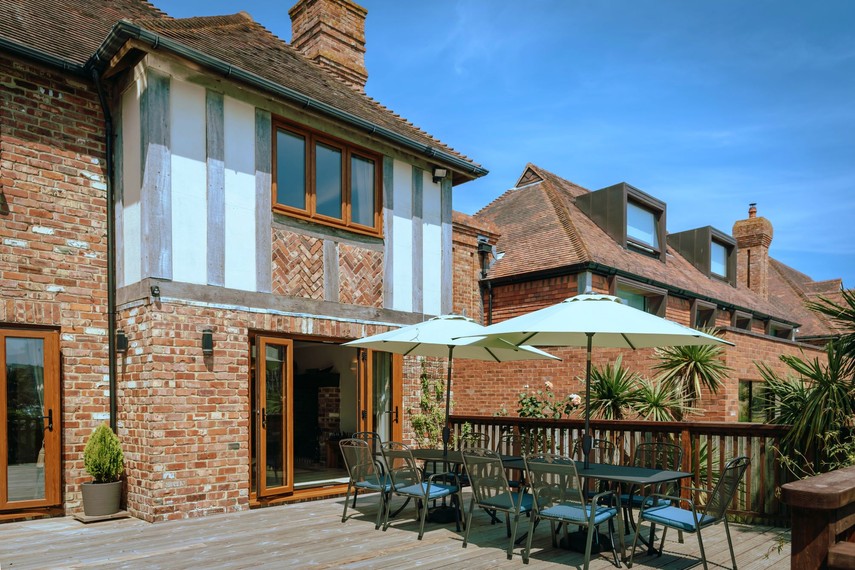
[477,163,817,324]
[768,258,843,337]
[128,12,480,169]
[0,0,168,66]
[1,2,482,174]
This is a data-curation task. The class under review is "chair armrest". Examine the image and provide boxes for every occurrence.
[640,492,697,511]
[591,488,621,508]
[427,471,461,488]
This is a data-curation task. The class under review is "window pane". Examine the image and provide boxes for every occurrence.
[711,241,728,277]
[316,143,342,219]
[627,202,659,248]
[6,337,46,501]
[617,288,647,312]
[351,154,375,227]
[276,130,306,210]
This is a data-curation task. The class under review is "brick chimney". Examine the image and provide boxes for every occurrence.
[289,0,368,90]
[732,203,774,299]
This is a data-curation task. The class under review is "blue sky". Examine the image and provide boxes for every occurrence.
[153,0,855,288]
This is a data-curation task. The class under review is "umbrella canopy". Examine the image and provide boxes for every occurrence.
[460,293,733,467]
[344,315,559,453]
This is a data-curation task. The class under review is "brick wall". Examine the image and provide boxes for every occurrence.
[0,54,110,510]
[338,243,382,307]
[272,228,324,299]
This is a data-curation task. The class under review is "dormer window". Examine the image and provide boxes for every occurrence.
[627,201,660,251]
[575,182,667,262]
[710,240,728,278]
[668,226,736,286]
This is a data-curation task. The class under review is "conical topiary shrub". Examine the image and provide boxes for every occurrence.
[83,423,124,483]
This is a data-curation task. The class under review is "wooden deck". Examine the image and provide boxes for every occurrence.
[0,492,790,569]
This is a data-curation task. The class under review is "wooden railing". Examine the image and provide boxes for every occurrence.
[451,415,794,525]
[782,465,855,569]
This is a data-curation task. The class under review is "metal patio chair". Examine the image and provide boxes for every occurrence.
[380,441,463,540]
[572,437,617,465]
[523,453,625,570]
[339,437,391,529]
[461,447,533,560]
[621,442,684,534]
[628,455,750,570]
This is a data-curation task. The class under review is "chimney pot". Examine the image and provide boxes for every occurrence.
[748,203,757,218]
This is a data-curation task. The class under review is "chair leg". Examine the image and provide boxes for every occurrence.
[508,510,520,560]
[723,519,738,570]
[463,497,475,548]
[374,490,387,530]
[523,514,537,564]
[352,487,359,508]
[417,496,429,540]
[627,517,642,568]
[341,481,354,523]
[696,528,709,570]
[584,523,595,570]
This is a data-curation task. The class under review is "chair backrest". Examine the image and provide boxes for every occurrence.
[632,441,683,471]
[461,447,512,505]
[379,441,421,488]
[352,431,383,456]
[703,456,750,522]
[524,453,586,511]
[495,432,525,456]
[458,431,490,450]
[572,438,617,465]
[339,438,381,484]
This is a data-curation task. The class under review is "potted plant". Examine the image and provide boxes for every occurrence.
[81,422,125,516]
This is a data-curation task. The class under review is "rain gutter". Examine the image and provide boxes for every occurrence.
[91,21,489,182]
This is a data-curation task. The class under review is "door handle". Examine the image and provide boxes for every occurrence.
[42,409,53,432]
[384,406,399,424]
[261,407,267,429]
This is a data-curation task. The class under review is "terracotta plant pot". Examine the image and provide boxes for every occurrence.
[81,480,123,516]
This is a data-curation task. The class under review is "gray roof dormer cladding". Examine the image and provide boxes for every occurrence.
[574,182,667,262]
[668,226,737,287]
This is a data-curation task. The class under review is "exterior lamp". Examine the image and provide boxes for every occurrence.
[116,330,128,354]
[202,329,214,356]
[432,167,447,183]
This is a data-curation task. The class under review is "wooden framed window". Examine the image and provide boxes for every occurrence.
[613,278,667,317]
[272,119,382,236]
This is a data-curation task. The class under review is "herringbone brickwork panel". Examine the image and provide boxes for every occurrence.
[339,244,383,307]
[272,229,324,299]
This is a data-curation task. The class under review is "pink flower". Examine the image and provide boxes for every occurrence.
[544,381,554,390]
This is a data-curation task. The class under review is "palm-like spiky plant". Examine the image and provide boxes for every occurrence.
[807,289,855,366]
[585,355,639,420]
[653,329,731,411]
[632,377,692,422]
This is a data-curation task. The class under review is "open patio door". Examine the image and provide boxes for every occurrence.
[254,336,293,497]
[357,350,402,442]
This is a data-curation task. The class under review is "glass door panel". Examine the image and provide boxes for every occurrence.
[357,350,401,442]
[1,329,60,510]
[255,337,293,497]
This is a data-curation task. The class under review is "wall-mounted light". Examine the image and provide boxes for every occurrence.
[150,285,161,298]
[116,330,128,354]
[432,167,448,184]
[202,328,214,356]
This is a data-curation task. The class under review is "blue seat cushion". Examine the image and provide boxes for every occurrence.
[640,505,717,532]
[356,476,391,492]
[540,502,618,526]
[481,491,533,513]
[396,482,458,499]
[619,494,670,508]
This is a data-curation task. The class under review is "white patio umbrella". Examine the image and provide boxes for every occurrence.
[344,315,559,455]
[459,293,733,468]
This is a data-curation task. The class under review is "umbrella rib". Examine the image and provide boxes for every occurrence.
[484,347,500,362]
[621,333,637,350]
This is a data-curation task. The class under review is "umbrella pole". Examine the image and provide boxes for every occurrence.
[583,332,593,470]
[442,346,453,458]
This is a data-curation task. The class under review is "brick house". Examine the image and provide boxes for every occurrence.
[0,0,486,521]
[451,164,845,421]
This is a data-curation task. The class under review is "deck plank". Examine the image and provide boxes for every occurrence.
[0,493,791,569]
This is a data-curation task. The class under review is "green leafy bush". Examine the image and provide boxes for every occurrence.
[83,423,124,483]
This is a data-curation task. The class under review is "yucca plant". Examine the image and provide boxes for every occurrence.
[585,355,639,420]
[632,377,692,422]
[653,328,731,415]
[807,289,855,365]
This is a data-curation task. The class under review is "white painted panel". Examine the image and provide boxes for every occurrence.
[223,97,257,291]
[391,159,413,312]
[170,80,207,285]
[422,172,443,316]
[121,82,142,286]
